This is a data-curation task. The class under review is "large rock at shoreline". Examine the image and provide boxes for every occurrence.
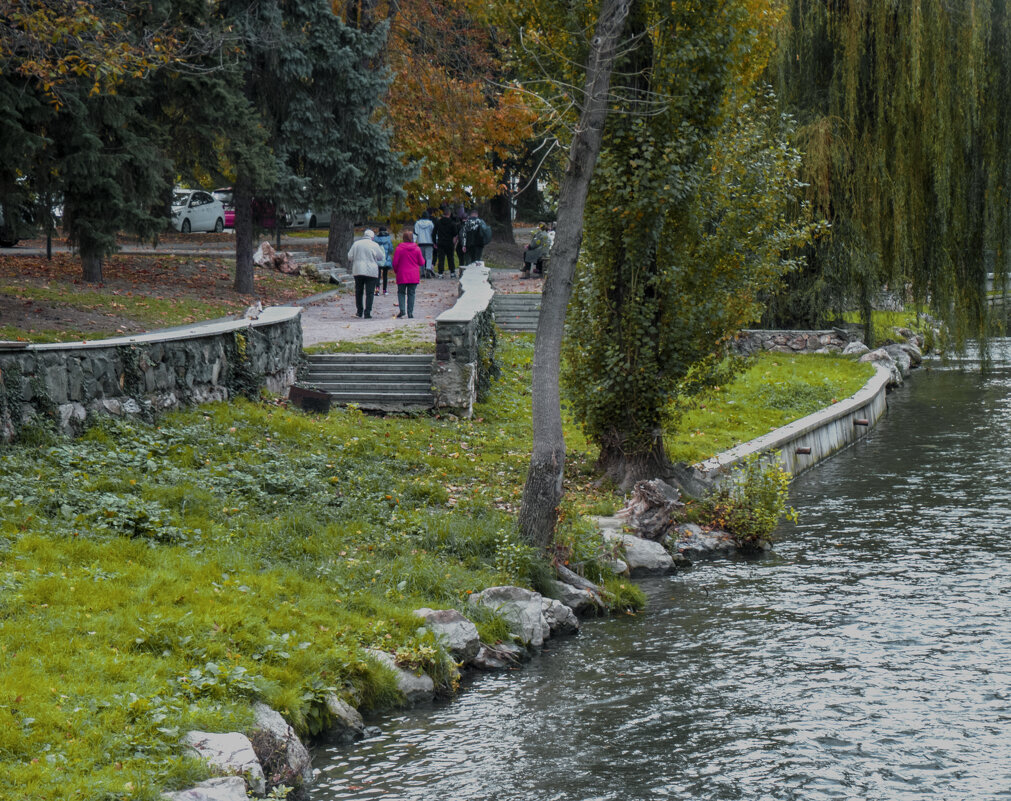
[883,343,913,376]
[541,597,580,636]
[843,341,870,356]
[182,731,265,796]
[468,586,547,648]
[414,607,481,663]
[546,579,600,616]
[250,703,314,791]
[859,348,903,386]
[601,530,674,576]
[471,641,528,670]
[368,649,436,705]
[673,523,738,559]
[322,695,366,743]
[161,777,249,801]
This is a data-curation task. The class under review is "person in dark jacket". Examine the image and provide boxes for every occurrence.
[433,207,459,278]
[460,209,488,266]
[374,226,394,295]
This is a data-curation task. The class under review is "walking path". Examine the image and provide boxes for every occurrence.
[298,268,544,346]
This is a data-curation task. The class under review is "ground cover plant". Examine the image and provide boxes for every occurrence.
[0,334,631,800]
[665,352,875,465]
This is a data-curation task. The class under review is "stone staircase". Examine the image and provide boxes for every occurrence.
[289,251,352,287]
[299,353,434,411]
[492,293,541,332]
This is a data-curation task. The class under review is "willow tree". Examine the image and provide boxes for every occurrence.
[765,0,1011,347]
[563,0,818,490]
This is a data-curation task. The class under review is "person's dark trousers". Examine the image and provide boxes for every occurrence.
[436,247,455,275]
[354,275,379,317]
[379,267,390,293]
[468,245,484,264]
[455,243,464,272]
[419,244,435,277]
[397,283,418,317]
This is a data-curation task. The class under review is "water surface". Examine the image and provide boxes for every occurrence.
[312,366,1011,800]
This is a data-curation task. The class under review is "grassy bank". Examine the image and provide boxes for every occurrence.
[0,335,629,800]
[0,334,878,798]
[666,352,875,465]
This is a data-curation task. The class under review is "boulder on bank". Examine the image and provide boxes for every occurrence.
[613,479,685,542]
[368,649,435,705]
[471,641,527,670]
[414,607,481,663]
[601,530,675,576]
[468,586,548,648]
[843,341,870,356]
[541,597,580,636]
[161,777,248,801]
[546,578,600,616]
[672,523,738,559]
[322,694,366,743]
[859,348,903,386]
[883,343,913,376]
[182,731,265,796]
[250,703,314,791]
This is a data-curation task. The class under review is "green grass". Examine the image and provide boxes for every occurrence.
[665,352,875,465]
[305,328,435,355]
[837,309,927,345]
[0,333,879,798]
[0,333,618,800]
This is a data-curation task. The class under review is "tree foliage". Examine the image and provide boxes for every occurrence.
[385,0,535,214]
[563,0,816,489]
[765,0,1011,348]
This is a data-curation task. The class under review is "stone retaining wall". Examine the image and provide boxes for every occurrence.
[433,264,496,418]
[0,307,302,440]
[733,328,855,356]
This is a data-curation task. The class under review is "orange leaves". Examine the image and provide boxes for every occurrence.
[384,0,534,211]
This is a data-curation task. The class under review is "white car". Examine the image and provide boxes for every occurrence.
[284,209,331,229]
[171,189,226,233]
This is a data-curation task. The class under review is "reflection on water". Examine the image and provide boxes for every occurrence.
[311,366,1011,800]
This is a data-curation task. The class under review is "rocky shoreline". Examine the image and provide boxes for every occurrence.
[165,327,928,800]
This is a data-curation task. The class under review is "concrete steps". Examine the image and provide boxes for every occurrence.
[492,293,541,332]
[301,353,434,411]
[288,251,353,286]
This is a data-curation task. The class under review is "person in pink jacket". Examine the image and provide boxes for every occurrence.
[392,230,424,318]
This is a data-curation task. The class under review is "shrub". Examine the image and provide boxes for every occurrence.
[697,455,796,546]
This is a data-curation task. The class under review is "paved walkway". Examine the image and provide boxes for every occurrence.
[299,268,545,346]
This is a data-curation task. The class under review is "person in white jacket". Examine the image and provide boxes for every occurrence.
[347,229,386,318]
[413,210,436,279]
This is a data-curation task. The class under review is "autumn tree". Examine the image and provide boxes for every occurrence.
[764,0,1011,349]
[384,0,534,230]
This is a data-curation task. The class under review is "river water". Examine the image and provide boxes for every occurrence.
[311,366,1011,800]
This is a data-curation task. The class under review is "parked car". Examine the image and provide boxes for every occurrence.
[211,188,235,228]
[212,188,278,230]
[284,209,331,229]
[171,189,225,233]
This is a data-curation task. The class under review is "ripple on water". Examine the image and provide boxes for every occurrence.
[310,370,1011,801]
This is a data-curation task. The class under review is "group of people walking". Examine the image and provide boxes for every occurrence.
[347,205,492,320]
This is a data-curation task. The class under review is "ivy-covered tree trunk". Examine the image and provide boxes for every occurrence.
[517,0,631,551]
[564,3,815,492]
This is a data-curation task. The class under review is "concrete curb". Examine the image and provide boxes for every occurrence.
[695,364,892,483]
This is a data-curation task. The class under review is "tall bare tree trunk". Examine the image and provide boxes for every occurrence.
[517,0,631,551]
[327,215,355,267]
[234,176,255,295]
